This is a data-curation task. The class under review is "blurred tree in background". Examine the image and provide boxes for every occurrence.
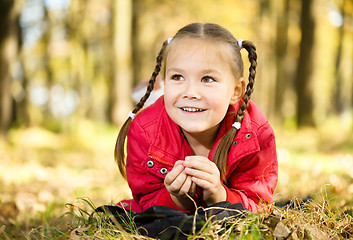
[295,0,315,126]
[0,0,22,137]
[0,0,352,137]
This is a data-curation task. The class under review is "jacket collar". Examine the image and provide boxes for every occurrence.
[148,96,259,167]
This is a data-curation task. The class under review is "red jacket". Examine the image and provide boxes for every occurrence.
[119,96,278,213]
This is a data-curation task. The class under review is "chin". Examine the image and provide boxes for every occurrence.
[180,125,208,134]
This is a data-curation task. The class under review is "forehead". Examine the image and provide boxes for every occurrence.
[166,38,234,64]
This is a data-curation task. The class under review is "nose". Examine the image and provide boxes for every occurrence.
[183,80,201,100]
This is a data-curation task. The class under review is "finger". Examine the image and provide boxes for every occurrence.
[191,176,212,190]
[168,170,188,193]
[164,164,184,185]
[179,175,192,195]
[185,155,210,164]
[184,167,214,181]
[184,156,216,173]
[189,181,197,196]
[174,160,185,167]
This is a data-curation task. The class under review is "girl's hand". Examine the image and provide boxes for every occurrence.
[183,156,226,206]
[164,160,197,210]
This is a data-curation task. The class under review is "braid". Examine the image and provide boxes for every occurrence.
[235,41,257,123]
[213,40,257,182]
[133,40,168,113]
[115,40,169,179]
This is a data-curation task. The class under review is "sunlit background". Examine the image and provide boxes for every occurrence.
[0,0,352,237]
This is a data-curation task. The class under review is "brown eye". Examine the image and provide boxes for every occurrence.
[171,75,184,81]
[201,76,215,83]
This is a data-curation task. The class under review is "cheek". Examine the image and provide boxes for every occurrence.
[215,101,231,116]
[214,87,234,103]
[164,82,180,100]
[163,87,176,111]
[163,86,172,101]
[210,91,234,114]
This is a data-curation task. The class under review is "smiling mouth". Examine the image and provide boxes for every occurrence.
[181,107,206,112]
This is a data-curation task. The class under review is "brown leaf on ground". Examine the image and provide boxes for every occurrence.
[304,224,329,240]
[0,225,6,234]
[70,225,91,240]
[274,222,291,239]
[0,201,19,223]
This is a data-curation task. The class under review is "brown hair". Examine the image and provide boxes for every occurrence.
[115,40,168,178]
[213,40,257,181]
[115,23,257,180]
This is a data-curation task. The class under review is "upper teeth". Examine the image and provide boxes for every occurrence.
[182,108,203,112]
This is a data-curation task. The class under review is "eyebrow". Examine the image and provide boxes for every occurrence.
[166,67,222,76]
[166,67,184,73]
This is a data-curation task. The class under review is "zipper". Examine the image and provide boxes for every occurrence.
[148,154,174,167]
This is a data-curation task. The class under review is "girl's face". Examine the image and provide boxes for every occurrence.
[164,38,244,137]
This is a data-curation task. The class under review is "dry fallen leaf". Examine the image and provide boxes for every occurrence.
[0,225,6,234]
[304,223,329,240]
[0,201,19,222]
[273,222,291,239]
[70,225,90,240]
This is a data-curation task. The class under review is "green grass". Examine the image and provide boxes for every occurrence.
[0,119,352,239]
[10,196,352,239]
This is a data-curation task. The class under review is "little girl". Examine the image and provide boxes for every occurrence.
[115,23,278,213]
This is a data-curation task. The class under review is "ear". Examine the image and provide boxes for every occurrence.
[230,77,245,105]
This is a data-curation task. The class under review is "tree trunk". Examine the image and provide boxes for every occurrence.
[109,0,133,125]
[254,0,273,118]
[132,0,142,87]
[333,0,347,114]
[274,0,290,124]
[67,0,95,121]
[0,0,21,137]
[42,1,54,121]
[295,0,315,127]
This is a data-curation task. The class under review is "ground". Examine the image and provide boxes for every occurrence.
[0,119,352,239]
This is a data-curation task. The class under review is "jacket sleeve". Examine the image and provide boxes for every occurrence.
[126,119,184,212]
[224,123,278,213]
